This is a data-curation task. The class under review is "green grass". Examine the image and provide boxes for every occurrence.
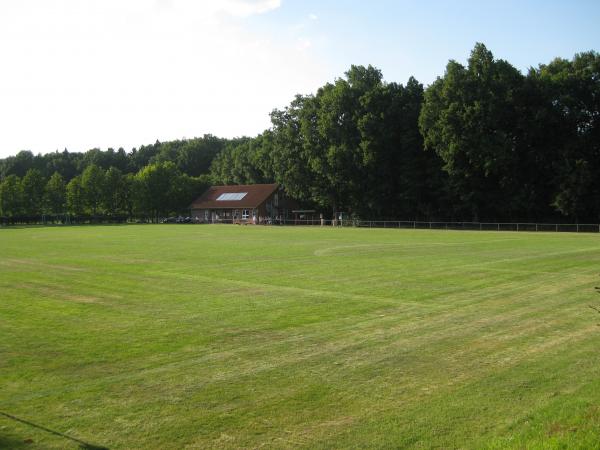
[1,225,599,449]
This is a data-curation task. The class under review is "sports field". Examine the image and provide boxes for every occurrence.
[1,225,599,449]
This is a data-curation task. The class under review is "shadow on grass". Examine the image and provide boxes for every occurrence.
[591,286,600,314]
[0,412,108,449]
[0,434,33,449]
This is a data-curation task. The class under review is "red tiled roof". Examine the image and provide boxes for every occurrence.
[190,184,279,209]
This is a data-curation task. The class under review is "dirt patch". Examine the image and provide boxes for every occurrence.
[520,324,599,357]
[63,294,102,304]
[314,416,355,429]
[547,422,578,436]
[14,282,104,304]
[223,286,267,297]
[98,256,156,264]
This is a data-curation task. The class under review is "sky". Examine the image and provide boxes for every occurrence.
[0,0,599,158]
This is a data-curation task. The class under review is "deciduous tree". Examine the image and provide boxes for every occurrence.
[21,168,46,216]
[81,164,105,215]
[0,175,23,217]
[66,176,85,216]
[44,172,66,214]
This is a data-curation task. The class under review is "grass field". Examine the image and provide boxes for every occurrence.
[1,225,599,449]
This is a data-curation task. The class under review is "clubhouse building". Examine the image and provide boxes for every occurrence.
[190,183,295,224]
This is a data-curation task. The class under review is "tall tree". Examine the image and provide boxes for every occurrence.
[209,135,274,185]
[66,176,85,216]
[267,65,446,219]
[80,164,105,215]
[134,161,180,221]
[102,167,126,216]
[176,135,227,176]
[535,51,600,220]
[44,172,66,215]
[268,66,386,215]
[0,150,37,179]
[41,149,82,181]
[419,43,526,220]
[122,173,138,218]
[21,168,46,216]
[0,175,23,217]
[268,95,315,205]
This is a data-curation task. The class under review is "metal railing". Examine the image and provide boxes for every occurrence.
[4,216,598,233]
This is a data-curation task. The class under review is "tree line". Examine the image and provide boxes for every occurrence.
[0,137,227,222]
[212,44,600,222]
[1,43,599,223]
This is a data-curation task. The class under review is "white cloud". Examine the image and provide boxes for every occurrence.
[0,0,327,156]
[156,0,281,20]
[309,13,318,21]
[219,0,282,17]
[296,38,312,52]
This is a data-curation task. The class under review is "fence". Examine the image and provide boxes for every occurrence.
[275,219,600,233]
[0,214,130,226]
[2,216,599,233]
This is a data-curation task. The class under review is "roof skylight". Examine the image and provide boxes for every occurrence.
[216,192,247,201]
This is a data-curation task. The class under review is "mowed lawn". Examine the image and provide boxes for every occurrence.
[1,225,599,449]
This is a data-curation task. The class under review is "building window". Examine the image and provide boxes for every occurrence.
[242,209,249,219]
[216,192,247,201]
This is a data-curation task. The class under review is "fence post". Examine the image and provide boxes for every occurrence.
[517,223,519,232]
[556,224,558,232]
[536,223,538,232]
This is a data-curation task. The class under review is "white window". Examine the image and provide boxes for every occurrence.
[242,209,249,219]
[217,192,247,201]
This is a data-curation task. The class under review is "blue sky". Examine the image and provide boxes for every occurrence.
[0,0,598,157]
[250,0,600,85]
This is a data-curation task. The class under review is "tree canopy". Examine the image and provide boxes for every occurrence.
[1,44,599,223]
